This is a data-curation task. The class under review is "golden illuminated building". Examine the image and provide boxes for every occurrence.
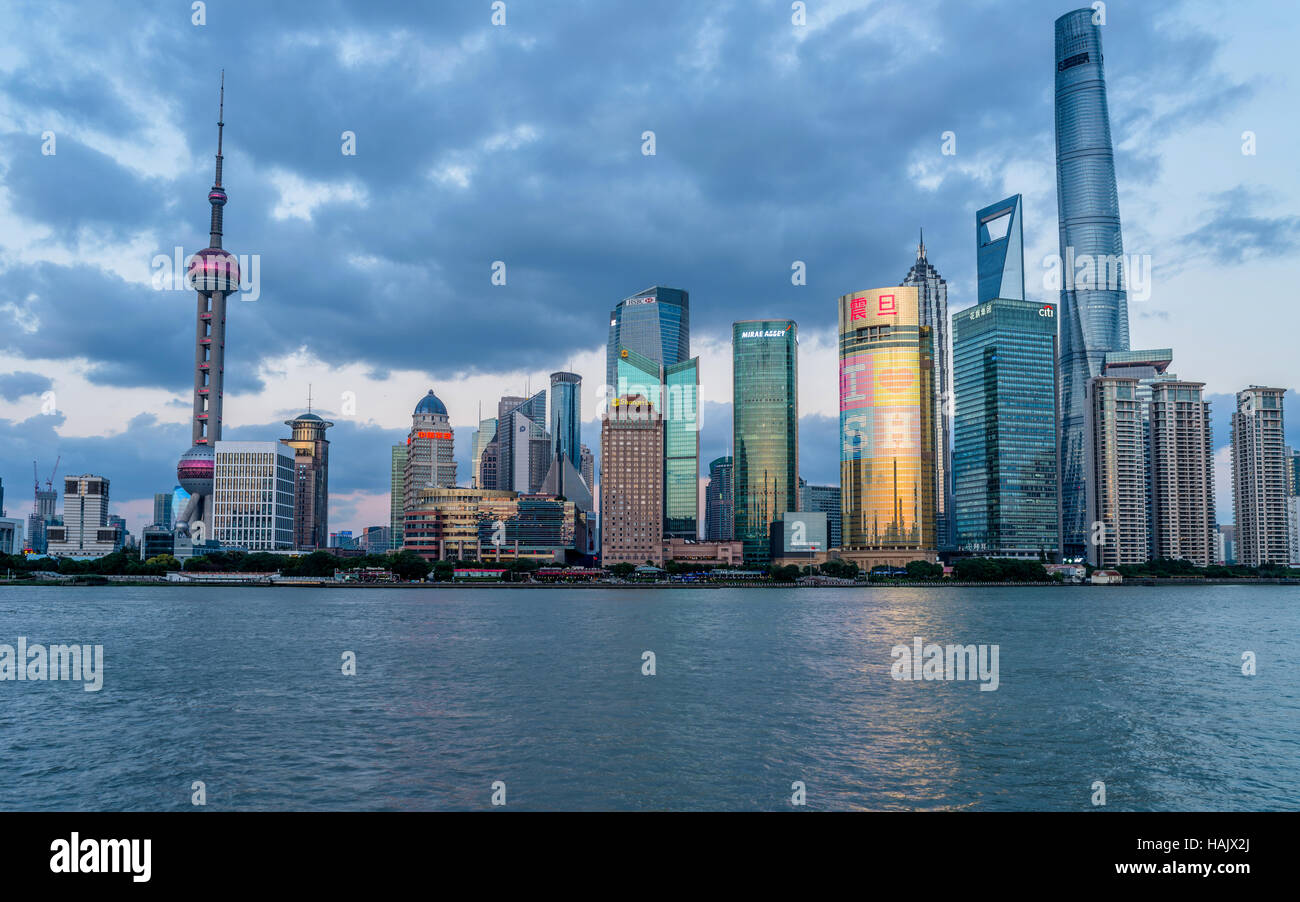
[838,286,937,566]
[403,486,517,561]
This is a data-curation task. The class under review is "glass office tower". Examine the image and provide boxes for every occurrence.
[390,444,407,550]
[663,358,700,538]
[952,298,1060,558]
[705,456,735,541]
[838,288,936,564]
[732,320,798,564]
[549,372,582,470]
[1056,8,1131,557]
[614,346,699,538]
[606,286,690,393]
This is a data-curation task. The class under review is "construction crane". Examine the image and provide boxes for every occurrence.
[32,456,61,513]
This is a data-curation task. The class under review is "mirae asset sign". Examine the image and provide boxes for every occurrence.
[740,329,793,338]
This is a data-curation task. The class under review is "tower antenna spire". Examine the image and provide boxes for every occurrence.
[307,383,313,415]
[216,70,225,184]
[918,227,926,262]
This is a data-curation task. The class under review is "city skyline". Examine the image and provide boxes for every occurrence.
[1,2,1298,540]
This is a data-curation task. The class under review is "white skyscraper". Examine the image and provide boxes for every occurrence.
[213,442,295,550]
[47,475,118,558]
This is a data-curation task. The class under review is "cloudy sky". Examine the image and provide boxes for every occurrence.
[1,0,1297,538]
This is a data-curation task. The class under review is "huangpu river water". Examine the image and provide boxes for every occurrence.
[0,585,1297,811]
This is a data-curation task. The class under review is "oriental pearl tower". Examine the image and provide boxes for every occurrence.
[176,73,240,542]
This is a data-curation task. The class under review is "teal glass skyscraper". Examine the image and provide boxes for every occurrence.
[663,358,700,538]
[549,372,582,470]
[606,286,689,393]
[952,298,1060,558]
[956,195,1060,557]
[614,346,699,538]
[1056,8,1131,557]
[732,320,798,564]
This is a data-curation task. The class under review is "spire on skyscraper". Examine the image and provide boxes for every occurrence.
[918,228,926,262]
[209,70,227,247]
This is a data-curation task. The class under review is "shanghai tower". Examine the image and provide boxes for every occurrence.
[1054,9,1130,558]
[176,74,240,542]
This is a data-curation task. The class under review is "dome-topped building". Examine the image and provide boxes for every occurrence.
[414,390,448,417]
[403,389,457,514]
[282,399,334,551]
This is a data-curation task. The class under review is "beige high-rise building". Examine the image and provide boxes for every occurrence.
[404,389,457,515]
[600,395,664,566]
[1231,386,1289,566]
[402,486,517,561]
[1086,376,1148,568]
[281,410,333,550]
[46,475,118,558]
[1149,381,1215,566]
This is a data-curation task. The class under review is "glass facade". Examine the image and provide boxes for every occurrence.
[952,298,1059,558]
[498,391,548,494]
[548,372,582,470]
[705,456,734,541]
[153,492,174,529]
[838,288,935,554]
[470,416,497,489]
[1056,9,1131,557]
[606,286,690,393]
[477,496,585,558]
[798,479,842,549]
[212,442,295,551]
[976,195,1025,305]
[663,358,699,538]
[732,320,798,564]
[390,444,406,549]
[614,346,698,539]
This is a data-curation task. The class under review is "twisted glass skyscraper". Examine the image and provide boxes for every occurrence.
[1055,8,1131,557]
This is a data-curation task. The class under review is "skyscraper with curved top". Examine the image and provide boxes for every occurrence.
[1055,8,1131,558]
[606,287,689,393]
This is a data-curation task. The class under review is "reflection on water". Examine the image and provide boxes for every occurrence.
[0,585,1296,811]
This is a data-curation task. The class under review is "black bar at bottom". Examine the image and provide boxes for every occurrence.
[1,811,1278,889]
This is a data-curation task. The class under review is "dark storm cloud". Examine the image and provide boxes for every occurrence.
[0,371,53,401]
[0,0,1253,386]
[1180,188,1300,264]
[0,134,173,235]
